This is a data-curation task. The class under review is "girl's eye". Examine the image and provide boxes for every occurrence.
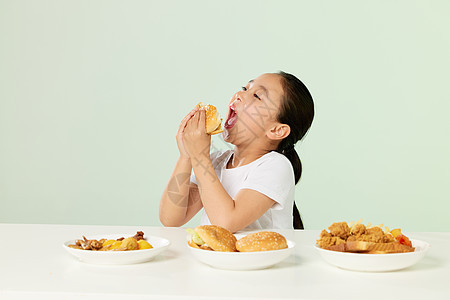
[241,86,247,91]
[253,93,261,100]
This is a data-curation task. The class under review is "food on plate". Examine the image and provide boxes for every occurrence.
[138,239,153,249]
[118,237,139,250]
[187,225,237,252]
[187,225,289,252]
[316,221,415,254]
[196,102,223,135]
[236,231,288,252]
[67,231,153,251]
[390,228,412,247]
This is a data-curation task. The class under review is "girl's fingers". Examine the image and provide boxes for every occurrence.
[190,109,200,128]
[198,108,206,132]
[185,107,199,121]
[182,107,199,125]
[178,107,199,134]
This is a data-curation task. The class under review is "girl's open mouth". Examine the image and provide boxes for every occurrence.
[224,106,238,129]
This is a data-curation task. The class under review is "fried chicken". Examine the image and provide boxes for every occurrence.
[350,223,366,236]
[317,229,346,249]
[317,221,411,253]
[328,222,350,240]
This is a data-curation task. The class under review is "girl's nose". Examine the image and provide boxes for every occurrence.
[235,91,244,102]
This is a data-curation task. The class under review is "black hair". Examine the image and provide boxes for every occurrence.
[275,71,315,229]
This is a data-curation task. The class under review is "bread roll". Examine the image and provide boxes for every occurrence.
[195,225,237,252]
[236,231,288,252]
[196,102,223,135]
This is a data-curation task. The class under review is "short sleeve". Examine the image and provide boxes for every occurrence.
[240,153,295,210]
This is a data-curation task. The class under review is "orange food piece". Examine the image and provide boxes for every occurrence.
[138,239,153,250]
[395,234,412,247]
[390,228,402,238]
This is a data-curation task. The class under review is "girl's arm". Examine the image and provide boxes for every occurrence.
[193,158,275,232]
[159,157,203,227]
[183,110,275,232]
[159,107,203,227]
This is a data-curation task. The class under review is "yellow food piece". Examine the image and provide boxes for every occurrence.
[110,241,123,250]
[138,240,153,250]
[120,237,139,250]
[390,228,402,238]
[102,239,116,247]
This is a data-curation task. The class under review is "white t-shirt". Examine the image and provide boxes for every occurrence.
[190,150,295,231]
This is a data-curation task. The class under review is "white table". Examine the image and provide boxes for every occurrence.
[1,223,449,299]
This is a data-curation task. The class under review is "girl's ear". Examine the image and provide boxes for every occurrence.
[267,123,290,141]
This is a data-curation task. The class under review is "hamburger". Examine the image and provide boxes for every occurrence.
[187,225,237,252]
[196,102,223,135]
[236,231,289,252]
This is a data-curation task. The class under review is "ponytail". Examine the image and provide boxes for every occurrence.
[278,145,302,184]
[275,145,304,229]
[276,71,315,230]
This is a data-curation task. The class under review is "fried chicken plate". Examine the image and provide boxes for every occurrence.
[317,222,414,254]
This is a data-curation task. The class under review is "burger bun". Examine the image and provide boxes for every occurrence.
[236,231,288,252]
[196,102,223,135]
[195,225,237,252]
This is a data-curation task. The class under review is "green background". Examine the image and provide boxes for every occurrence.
[1,0,449,231]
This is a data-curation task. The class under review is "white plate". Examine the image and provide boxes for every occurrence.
[314,239,430,272]
[63,234,170,265]
[188,235,295,270]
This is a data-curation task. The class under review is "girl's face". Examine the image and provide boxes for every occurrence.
[223,73,285,146]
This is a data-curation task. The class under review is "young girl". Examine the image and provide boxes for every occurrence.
[159,72,314,232]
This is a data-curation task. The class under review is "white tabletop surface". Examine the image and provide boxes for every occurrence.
[1,223,449,300]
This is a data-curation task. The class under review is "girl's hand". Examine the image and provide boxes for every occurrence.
[176,107,199,159]
[183,108,211,162]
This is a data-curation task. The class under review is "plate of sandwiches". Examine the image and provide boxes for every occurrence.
[315,221,430,272]
[186,225,295,270]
